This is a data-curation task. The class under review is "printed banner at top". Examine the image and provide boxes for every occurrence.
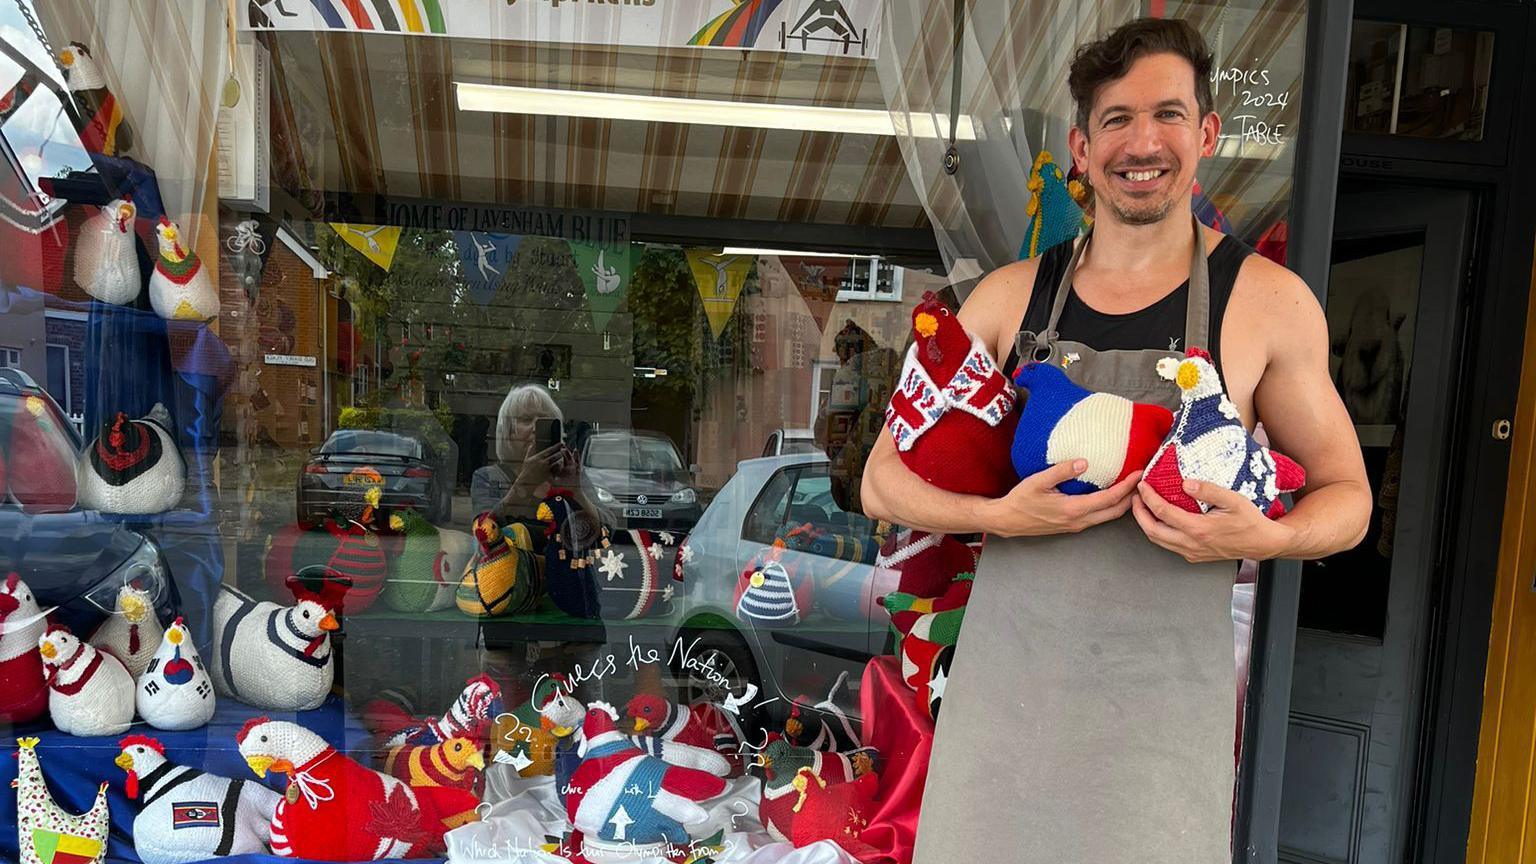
[244,0,882,58]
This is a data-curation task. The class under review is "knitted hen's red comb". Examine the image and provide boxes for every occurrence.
[117,734,165,754]
[1186,346,1213,361]
[236,716,271,745]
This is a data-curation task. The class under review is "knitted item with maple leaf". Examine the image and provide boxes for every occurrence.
[885,292,1019,498]
[237,717,480,861]
[1146,347,1307,517]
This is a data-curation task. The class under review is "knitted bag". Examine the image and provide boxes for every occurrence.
[456,513,542,617]
[1011,361,1175,494]
[76,405,186,514]
[885,293,1019,498]
[1146,347,1307,518]
[6,392,79,513]
[734,544,814,629]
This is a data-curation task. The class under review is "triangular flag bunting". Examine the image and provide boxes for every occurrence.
[686,250,753,338]
[569,240,633,330]
[331,223,402,271]
[455,231,522,305]
[778,255,848,333]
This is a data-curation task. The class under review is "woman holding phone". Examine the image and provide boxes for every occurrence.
[470,383,580,523]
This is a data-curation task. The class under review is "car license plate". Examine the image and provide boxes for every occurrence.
[341,474,368,485]
[623,507,663,519]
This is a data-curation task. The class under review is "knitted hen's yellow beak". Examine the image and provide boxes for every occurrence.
[536,502,553,523]
[245,755,275,778]
[38,640,56,660]
[465,749,485,771]
[914,313,939,338]
[631,717,650,732]
[1176,361,1200,391]
[113,753,133,771]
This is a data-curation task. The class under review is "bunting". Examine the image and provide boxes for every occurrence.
[686,251,754,338]
[569,240,633,330]
[331,223,402,271]
[454,231,522,305]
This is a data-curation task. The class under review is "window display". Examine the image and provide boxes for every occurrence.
[0,0,1313,862]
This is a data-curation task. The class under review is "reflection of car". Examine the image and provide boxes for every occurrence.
[761,428,823,458]
[0,373,175,636]
[297,430,452,526]
[580,430,702,531]
[671,455,892,714]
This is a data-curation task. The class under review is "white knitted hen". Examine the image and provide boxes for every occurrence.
[72,198,141,305]
[208,585,337,711]
[148,218,217,321]
[76,404,186,515]
[39,626,134,737]
[87,581,162,678]
[115,735,280,864]
[136,617,215,731]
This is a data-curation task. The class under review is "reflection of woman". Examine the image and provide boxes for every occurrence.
[470,385,578,522]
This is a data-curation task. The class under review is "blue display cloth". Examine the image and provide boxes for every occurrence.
[1,696,441,864]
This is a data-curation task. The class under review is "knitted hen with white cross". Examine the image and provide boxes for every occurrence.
[1145,347,1306,518]
[885,293,1019,497]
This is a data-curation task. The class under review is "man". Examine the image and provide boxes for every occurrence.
[861,18,1370,862]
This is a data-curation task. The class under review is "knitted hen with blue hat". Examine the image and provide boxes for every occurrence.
[1011,361,1175,494]
[1145,347,1306,517]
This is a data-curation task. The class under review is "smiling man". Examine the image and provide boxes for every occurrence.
[861,17,1371,863]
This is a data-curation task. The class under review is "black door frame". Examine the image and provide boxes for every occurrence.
[1237,2,1536,862]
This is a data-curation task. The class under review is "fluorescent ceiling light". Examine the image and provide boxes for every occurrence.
[722,246,877,259]
[456,82,975,140]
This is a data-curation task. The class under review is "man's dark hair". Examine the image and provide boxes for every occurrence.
[1068,18,1215,135]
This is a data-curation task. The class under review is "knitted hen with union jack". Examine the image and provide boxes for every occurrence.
[885,293,1019,497]
[1145,347,1306,518]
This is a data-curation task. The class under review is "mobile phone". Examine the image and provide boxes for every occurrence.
[534,417,563,453]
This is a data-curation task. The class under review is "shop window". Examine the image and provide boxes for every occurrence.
[0,345,19,368]
[1346,20,1494,141]
[837,257,905,302]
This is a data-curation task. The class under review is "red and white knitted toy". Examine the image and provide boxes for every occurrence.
[208,585,337,711]
[756,737,878,847]
[39,625,134,737]
[885,292,1019,497]
[874,529,977,610]
[371,673,504,750]
[116,735,282,864]
[1147,347,1307,518]
[76,405,186,515]
[237,717,481,861]
[136,617,215,731]
[625,692,746,776]
[86,581,161,678]
[0,572,48,724]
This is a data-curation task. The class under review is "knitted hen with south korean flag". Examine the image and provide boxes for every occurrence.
[1145,347,1306,518]
[885,293,1019,497]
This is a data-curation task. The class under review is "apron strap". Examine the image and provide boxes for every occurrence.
[1018,216,1212,363]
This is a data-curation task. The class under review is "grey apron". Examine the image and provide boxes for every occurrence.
[913,222,1236,863]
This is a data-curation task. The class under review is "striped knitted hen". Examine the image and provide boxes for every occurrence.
[1146,347,1306,518]
[1011,361,1175,494]
[885,292,1018,497]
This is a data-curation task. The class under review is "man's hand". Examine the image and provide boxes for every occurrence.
[1131,479,1295,563]
[981,461,1141,538]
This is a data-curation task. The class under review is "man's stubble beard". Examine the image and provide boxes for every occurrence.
[1107,193,1176,227]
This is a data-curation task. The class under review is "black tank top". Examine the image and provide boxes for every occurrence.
[1002,235,1253,378]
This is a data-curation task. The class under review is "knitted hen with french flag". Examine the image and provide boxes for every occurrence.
[1145,347,1306,518]
[885,293,1019,497]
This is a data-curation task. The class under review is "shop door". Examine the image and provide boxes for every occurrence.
[1278,186,1472,864]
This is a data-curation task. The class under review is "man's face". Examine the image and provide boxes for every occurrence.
[1068,52,1219,227]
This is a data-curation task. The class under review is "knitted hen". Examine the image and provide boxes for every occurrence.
[1012,361,1175,494]
[1146,347,1306,518]
[237,717,479,861]
[0,572,48,724]
[885,293,1019,497]
[149,218,218,322]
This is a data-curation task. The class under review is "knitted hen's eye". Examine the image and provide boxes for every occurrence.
[302,610,310,618]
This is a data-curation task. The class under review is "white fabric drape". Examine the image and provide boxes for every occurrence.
[876,0,1138,279]
[34,0,227,245]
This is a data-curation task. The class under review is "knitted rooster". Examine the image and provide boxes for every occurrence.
[0,572,48,724]
[624,693,745,776]
[59,42,133,157]
[373,673,504,750]
[39,625,134,737]
[72,197,141,305]
[236,717,480,861]
[86,581,161,678]
[148,218,218,321]
[135,617,216,732]
[1011,361,1175,494]
[14,738,110,864]
[756,738,878,847]
[1146,347,1307,518]
[566,702,726,856]
[383,736,484,792]
[208,585,337,711]
[457,512,542,617]
[116,735,281,864]
[380,510,459,613]
[885,292,1019,497]
[76,405,187,515]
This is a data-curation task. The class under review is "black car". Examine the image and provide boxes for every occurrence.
[297,429,453,526]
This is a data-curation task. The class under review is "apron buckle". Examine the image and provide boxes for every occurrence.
[1017,329,1059,366]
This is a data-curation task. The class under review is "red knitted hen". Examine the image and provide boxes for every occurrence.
[885,293,1019,497]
